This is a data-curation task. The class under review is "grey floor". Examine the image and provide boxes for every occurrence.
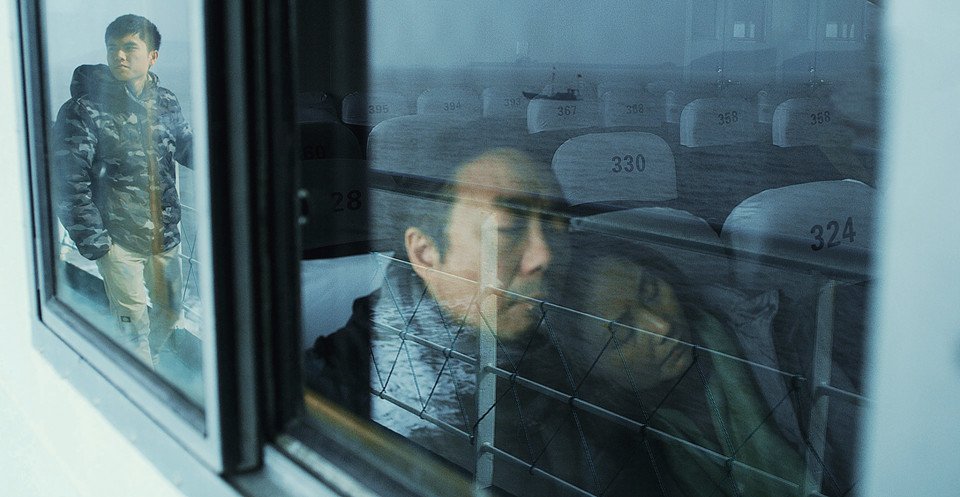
[59,250,206,406]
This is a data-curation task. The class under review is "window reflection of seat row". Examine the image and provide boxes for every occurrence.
[297,104,873,252]
[304,114,870,228]
[299,69,875,496]
[299,119,875,496]
[299,81,867,150]
[300,172,873,497]
[300,80,874,227]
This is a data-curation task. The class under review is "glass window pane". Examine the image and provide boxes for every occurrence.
[822,1,863,41]
[42,2,207,407]
[729,0,765,41]
[297,2,881,496]
[693,1,719,40]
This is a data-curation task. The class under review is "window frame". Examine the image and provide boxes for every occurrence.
[17,0,270,476]
[13,0,933,497]
[263,1,483,494]
[819,0,866,43]
[726,0,768,42]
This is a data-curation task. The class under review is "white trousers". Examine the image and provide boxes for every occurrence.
[96,242,185,368]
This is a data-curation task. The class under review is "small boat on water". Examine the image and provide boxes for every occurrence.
[523,68,584,100]
[522,88,580,100]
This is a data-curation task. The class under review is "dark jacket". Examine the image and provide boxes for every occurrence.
[52,64,192,259]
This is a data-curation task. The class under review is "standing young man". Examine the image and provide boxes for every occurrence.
[53,14,193,369]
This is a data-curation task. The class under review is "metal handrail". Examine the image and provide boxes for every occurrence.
[368,298,812,495]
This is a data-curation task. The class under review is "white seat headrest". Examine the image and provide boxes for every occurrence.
[600,88,661,128]
[551,132,677,205]
[680,97,757,147]
[301,253,393,344]
[482,87,529,119]
[417,87,482,120]
[572,207,728,282]
[772,97,839,147]
[722,179,875,282]
[526,98,599,134]
[341,91,413,126]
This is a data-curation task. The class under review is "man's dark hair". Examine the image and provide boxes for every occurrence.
[372,147,560,261]
[370,168,465,259]
[105,14,161,51]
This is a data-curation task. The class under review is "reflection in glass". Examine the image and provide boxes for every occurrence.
[44,4,205,406]
[297,1,880,495]
[693,1,720,40]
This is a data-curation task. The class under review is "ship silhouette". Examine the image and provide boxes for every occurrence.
[523,68,583,101]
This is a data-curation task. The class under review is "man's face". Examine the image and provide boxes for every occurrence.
[105,33,157,90]
[418,154,563,340]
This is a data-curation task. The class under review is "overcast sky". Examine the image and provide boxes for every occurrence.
[368,0,687,68]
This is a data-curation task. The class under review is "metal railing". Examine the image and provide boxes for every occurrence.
[363,221,867,497]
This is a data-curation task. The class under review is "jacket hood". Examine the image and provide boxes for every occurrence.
[69,64,158,103]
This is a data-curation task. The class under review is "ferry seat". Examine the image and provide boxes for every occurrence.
[367,115,438,175]
[662,87,707,124]
[367,115,492,179]
[551,131,677,206]
[481,86,529,120]
[299,121,362,161]
[341,91,414,127]
[416,87,482,120]
[301,252,392,345]
[660,81,746,126]
[526,97,600,134]
[599,87,662,129]
[571,207,730,285]
[721,179,874,294]
[772,97,842,148]
[679,97,757,148]
[297,91,339,123]
[720,179,875,497]
[756,88,796,125]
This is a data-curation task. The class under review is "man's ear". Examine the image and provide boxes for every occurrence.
[405,227,440,278]
[148,50,158,67]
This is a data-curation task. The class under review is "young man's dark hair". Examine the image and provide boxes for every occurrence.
[104,13,161,51]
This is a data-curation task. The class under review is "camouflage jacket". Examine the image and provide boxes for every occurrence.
[52,64,192,260]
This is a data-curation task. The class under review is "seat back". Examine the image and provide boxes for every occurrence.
[301,253,392,345]
[722,179,875,496]
[551,132,677,205]
[599,87,661,128]
[772,97,840,147]
[417,87,482,120]
[367,115,517,180]
[342,91,414,126]
[481,87,529,120]
[722,179,875,295]
[297,91,338,123]
[680,97,756,147]
[526,97,599,133]
[299,121,362,161]
[300,158,368,253]
[367,115,451,176]
[571,207,729,284]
